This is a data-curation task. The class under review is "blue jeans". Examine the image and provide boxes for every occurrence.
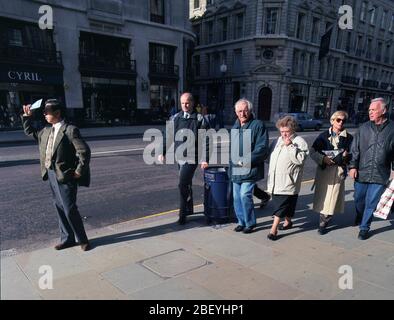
[233,182,256,228]
[354,182,386,232]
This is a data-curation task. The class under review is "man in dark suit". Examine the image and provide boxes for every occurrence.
[22,99,91,251]
[158,93,210,225]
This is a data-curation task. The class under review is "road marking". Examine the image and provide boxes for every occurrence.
[136,179,315,221]
[92,148,144,155]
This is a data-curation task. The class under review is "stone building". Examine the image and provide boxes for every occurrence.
[190,0,394,124]
[0,0,194,128]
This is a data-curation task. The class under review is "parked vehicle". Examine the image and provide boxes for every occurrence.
[277,112,322,131]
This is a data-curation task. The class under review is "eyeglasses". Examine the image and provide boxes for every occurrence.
[335,118,346,123]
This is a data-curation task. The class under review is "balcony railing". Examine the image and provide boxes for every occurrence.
[0,46,63,66]
[149,63,179,78]
[362,79,379,88]
[341,76,360,85]
[79,54,136,73]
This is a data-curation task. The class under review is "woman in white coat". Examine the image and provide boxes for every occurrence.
[266,116,309,240]
[310,111,353,234]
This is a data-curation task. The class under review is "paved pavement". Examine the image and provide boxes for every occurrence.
[2,178,393,300]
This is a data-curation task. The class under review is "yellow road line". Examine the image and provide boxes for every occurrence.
[135,204,204,221]
[136,179,315,221]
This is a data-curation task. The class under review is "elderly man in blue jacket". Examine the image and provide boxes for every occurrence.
[230,98,269,234]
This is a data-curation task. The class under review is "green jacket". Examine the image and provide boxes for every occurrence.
[230,116,269,183]
[22,116,91,187]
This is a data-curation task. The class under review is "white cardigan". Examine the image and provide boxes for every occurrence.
[267,135,309,195]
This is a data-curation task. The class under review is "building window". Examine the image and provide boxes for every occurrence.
[336,29,343,49]
[194,0,200,9]
[219,17,228,42]
[265,8,278,34]
[345,31,352,52]
[370,6,377,25]
[356,35,363,56]
[376,42,383,62]
[309,53,315,77]
[206,21,214,44]
[193,24,201,46]
[150,0,164,24]
[206,53,211,76]
[390,14,394,31]
[149,43,175,66]
[311,18,320,44]
[385,44,391,63]
[292,49,299,75]
[300,53,306,76]
[360,2,367,22]
[381,10,387,29]
[296,12,306,40]
[365,38,372,59]
[193,55,200,77]
[7,28,23,46]
[232,49,243,74]
[234,13,244,39]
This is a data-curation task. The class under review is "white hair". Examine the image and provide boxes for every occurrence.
[371,97,387,110]
[234,98,253,113]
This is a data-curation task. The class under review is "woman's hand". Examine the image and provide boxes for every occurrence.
[323,156,335,166]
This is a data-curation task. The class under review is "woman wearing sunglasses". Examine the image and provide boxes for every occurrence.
[310,111,353,235]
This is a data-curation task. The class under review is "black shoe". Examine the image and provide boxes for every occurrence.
[317,227,326,235]
[80,242,91,251]
[279,221,293,231]
[178,215,187,225]
[54,242,76,250]
[267,233,278,241]
[234,225,244,232]
[358,230,369,240]
[243,225,256,234]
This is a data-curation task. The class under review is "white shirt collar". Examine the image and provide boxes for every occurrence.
[52,120,64,130]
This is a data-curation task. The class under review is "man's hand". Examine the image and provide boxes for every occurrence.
[323,156,335,166]
[349,168,358,179]
[158,154,165,164]
[200,162,209,170]
[73,171,81,179]
[23,104,32,116]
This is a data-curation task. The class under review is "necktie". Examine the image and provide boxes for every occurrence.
[184,113,189,119]
[45,127,55,169]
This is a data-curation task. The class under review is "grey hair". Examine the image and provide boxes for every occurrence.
[371,97,387,110]
[234,98,253,113]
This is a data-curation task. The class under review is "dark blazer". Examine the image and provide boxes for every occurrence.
[22,116,91,187]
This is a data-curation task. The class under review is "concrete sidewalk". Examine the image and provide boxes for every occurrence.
[1,179,393,300]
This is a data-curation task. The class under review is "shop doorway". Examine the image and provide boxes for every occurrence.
[258,87,272,121]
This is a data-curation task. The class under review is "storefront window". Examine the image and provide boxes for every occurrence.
[149,84,176,121]
[289,83,309,113]
[313,86,333,119]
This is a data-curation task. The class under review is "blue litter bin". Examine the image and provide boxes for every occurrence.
[204,166,233,224]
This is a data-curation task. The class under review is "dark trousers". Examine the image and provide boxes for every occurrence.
[178,163,198,217]
[253,186,270,201]
[48,169,88,245]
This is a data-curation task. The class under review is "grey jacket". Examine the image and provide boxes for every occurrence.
[22,116,91,187]
[349,120,394,185]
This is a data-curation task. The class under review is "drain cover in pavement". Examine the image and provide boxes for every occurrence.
[140,249,210,279]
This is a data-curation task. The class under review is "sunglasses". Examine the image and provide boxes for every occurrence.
[335,118,346,123]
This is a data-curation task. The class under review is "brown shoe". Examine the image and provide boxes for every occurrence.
[54,242,76,250]
[80,242,91,251]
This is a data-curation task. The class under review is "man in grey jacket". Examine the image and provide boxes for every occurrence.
[349,98,394,240]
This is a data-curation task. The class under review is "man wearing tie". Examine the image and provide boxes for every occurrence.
[22,99,91,251]
[158,93,210,225]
